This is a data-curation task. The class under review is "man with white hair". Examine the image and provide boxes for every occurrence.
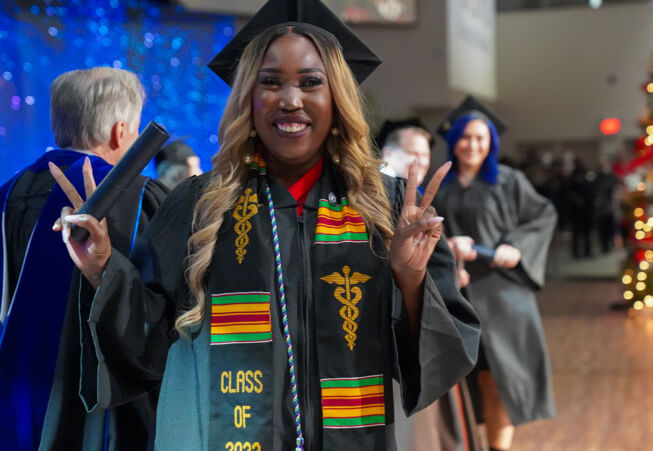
[0,67,167,450]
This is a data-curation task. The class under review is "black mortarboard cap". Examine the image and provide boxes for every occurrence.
[155,140,195,166]
[375,118,433,149]
[436,95,508,138]
[207,0,381,86]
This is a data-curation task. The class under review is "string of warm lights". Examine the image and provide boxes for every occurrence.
[643,82,653,147]
[620,69,653,312]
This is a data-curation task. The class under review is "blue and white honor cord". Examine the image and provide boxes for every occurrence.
[265,183,304,451]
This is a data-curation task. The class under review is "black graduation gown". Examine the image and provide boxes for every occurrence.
[0,150,168,450]
[433,164,557,425]
[39,181,167,451]
[78,166,480,450]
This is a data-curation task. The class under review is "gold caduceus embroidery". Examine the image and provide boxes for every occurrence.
[232,188,259,264]
[321,266,371,351]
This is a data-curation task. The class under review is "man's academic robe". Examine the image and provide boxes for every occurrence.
[0,150,167,450]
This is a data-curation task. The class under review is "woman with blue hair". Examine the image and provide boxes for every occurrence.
[433,97,557,451]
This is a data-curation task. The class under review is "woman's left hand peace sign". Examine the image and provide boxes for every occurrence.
[49,157,111,288]
[389,161,451,284]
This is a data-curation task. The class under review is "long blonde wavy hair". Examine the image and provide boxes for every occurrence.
[176,23,394,334]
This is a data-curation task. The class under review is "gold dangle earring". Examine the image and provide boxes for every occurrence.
[330,127,340,164]
[244,129,257,165]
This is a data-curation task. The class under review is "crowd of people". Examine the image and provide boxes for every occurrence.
[515,154,620,259]
[0,1,564,450]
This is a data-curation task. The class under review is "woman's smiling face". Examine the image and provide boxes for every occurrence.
[454,119,491,174]
[252,33,333,177]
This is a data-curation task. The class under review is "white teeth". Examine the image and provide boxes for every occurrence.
[277,123,307,133]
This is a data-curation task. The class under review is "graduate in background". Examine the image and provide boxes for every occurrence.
[0,67,167,450]
[379,118,483,451]
[51,1,481,449]
[377,118,433,189]
[154,139,203,190]
[433,96,557,451]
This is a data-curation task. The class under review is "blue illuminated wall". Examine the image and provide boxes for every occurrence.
[0,0,234,182]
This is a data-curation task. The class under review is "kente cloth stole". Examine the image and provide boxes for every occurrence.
[206,158,395,450]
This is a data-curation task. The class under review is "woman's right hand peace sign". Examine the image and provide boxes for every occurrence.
[50,157,112,288]
[389,160,451,284]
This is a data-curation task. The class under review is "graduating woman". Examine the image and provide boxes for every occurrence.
[434,96,557,451]
[52,1,480,449]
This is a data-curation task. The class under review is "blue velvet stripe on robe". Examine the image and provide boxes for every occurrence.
[0,152,112,450]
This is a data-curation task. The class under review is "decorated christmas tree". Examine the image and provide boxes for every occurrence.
[615,54,653,311]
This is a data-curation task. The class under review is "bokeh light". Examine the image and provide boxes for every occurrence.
[0,0,234,181]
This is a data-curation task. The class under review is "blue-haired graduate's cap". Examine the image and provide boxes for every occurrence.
[207,0,381,86]
[436,95,508,138]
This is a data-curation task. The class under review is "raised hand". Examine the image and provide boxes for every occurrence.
[50,158,111,288]
[389,160,451,285]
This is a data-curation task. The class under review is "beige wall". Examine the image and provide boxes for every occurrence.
[496,3,653,159]
[351,0,449,130]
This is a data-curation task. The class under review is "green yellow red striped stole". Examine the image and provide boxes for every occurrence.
[210,292,273,345]
[320,375,385,429]
[315,198,368,244]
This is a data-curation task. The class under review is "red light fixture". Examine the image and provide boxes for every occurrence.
[600,118,621,135]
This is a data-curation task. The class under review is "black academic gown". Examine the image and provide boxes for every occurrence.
[434,164,557,425]
[0,150,167,450]
[78,164,480,450]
